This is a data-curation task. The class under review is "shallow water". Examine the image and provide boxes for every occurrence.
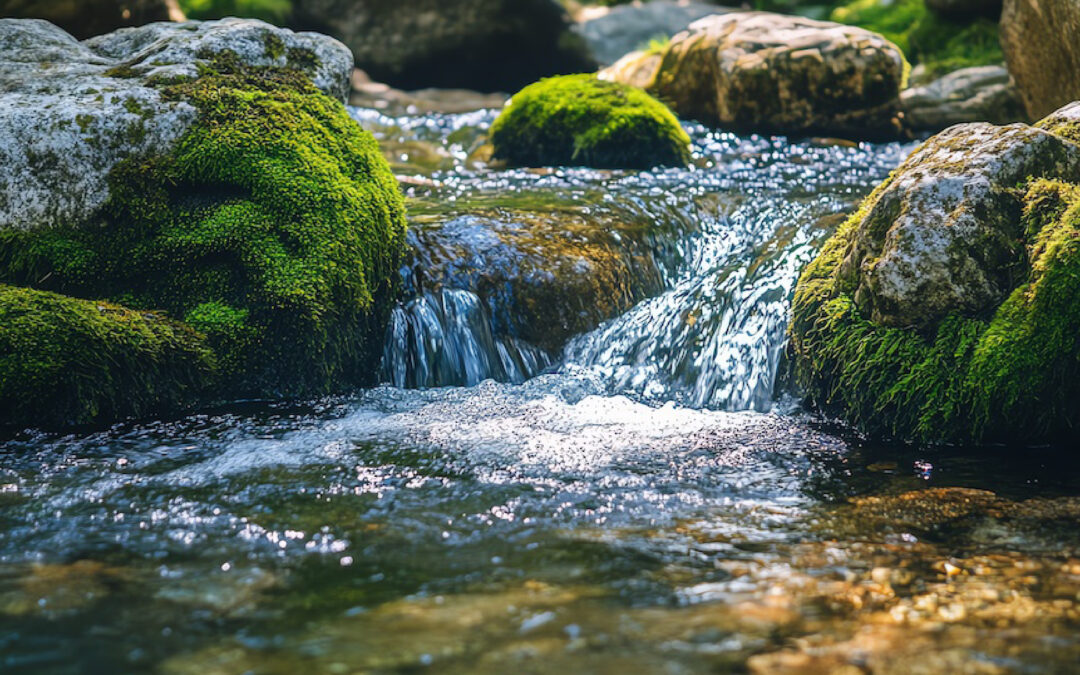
[2,109,1079,674]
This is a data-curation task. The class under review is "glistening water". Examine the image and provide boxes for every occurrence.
[2,108,1079,674]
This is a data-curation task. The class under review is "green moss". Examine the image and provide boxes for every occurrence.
[0,285,216,428]
[0,56,407,401]
[830,0,1002,80]
[490,74,691,170]
[789,179,1080,444]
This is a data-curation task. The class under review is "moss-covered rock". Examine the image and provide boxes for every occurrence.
[489,74,690,169]
[0,19,406,427]
[603,12,907,139]
[787,104,1080,444]
[0,285,215,428]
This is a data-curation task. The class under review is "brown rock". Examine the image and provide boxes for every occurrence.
[1001,0,1080,119]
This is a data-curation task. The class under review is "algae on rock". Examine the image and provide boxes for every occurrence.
[489,73,690,170]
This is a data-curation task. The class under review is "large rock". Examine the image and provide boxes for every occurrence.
[0,18,406,427]
[788,103,1080,444]
[1001,0,1080,120]
[603,12,906,138]
[0,0,179,39]
[289,0,597,92]
[899,65,1027,131]
[575,1,733,66]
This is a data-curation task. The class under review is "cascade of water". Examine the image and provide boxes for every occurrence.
[371,108,912,410]
[381,288,551,388]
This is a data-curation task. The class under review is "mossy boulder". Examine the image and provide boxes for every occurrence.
[1001,0,1080,120]
[489,74,690,169]
[788,103,1080,444]
[602,12,906,138]
[0,18,407,428]
[899,65,1026,132]
[0,285,215,427]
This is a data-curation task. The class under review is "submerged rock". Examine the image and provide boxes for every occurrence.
[0,18,406,428]
[574,1,733,67]
[899,65,1027,131]
[603,12,906,138]
[490,74,690,169]
[384,201,675,387]
[0,0,178,40]
[1001,0,1080,119]
[288,0,596,93]
[788,103,1080,444]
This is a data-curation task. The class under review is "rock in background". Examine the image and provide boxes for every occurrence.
[289,0,597,92]
[575,0,733,66]
[900,64,1026,131]
[603,12,906,138]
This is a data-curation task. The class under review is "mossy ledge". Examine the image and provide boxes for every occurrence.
[788,176,1080,445]
[0,285,216,428]
[0,54,407,427]
[489,74,691,170]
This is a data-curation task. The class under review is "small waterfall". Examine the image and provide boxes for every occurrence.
[381,288,551,388]
[562,200,833,412]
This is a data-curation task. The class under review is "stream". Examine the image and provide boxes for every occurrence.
[2,106,1079,674]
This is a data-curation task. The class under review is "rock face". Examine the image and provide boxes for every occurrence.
[289,0,596,92]
[604,12,906,138]
[0,18,406,428]
[489,74,690,169]
[788,103,1080,444]
[575,1,732,66]
[0,0,177,39]
[899,65,1027,133]
[1001,0,1080,120]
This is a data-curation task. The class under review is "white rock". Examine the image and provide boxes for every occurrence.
[0,18,352,232]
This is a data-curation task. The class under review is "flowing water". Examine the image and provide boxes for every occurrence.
[2,106,1079,674]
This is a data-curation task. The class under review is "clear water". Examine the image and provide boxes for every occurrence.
[2,108,1079,674]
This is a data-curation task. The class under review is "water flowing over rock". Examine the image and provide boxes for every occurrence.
[575,1,733,66]
[602,12,906,138]
[289,0,596,92]
[1001,0,1080,119]
[383,203,679,387]
[0,0,179,39]
[900,65,1027,131]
